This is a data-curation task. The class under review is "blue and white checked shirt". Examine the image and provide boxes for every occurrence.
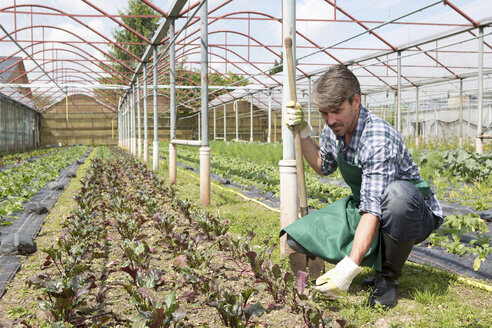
[319,105,443,219]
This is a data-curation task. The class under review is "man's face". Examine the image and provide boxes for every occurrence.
[319,94,360,137]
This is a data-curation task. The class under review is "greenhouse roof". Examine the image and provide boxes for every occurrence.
[0,0,490,112]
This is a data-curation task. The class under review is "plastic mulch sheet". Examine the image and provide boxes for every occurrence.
[0,149,92,298]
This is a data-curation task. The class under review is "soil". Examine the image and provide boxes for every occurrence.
[0,148,327,327]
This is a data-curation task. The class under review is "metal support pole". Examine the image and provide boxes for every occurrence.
[235,100,239,141]
[268,90,272,143]
[476,26,484,154]
[397,50,402,132]
[118,111,121,147]
[459,79,463,147]
[152,45,159,170]
[307,76,311,127]
[169,18,177,184]
[280,0,298,256]
[198,113,201,140]
[128,102,131,150]
[200,0,211,206]
[131,84,137,155]
[137,76,142,160]
[223,104,227,141]
[415,87,419,146]
[250,94,253,142]
[143,63,149,165]
[213,107,216,140]
[124,103,127,149]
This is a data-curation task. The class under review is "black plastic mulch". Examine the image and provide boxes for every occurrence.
[0,149,92,298]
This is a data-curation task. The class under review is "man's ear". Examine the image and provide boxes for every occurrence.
[353,93,361,108]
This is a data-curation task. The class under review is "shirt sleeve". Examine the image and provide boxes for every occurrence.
[358,133,399,219]
[319,125,338,176]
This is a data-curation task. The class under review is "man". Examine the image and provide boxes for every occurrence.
[280,65,443,308]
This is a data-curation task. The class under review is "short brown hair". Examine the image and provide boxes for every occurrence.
[312,65,360,109]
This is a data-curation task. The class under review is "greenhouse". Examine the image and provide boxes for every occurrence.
[0,0,491,327]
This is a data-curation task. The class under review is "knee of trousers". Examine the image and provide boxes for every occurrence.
[380,180,425,242]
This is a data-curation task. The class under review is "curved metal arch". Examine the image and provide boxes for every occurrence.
[171,11,326,79]
[6,48,118,86]
[159,49,278,111]
[1,24,135,76]
[1,40,129,85]
[168,46,270,88]
[6,57,122,106]
[183,30,291,80]
[25,68,120,109]
[0,3,142,62]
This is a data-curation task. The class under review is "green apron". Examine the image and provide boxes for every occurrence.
[280,143,432,271]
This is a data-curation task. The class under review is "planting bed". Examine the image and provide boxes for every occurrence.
[0,146,92,298]
[0,145,490,328]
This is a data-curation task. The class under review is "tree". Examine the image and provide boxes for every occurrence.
[160,60,249,115]
[107,0,160,82]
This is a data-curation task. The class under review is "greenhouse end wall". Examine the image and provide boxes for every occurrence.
[0,94,40,154]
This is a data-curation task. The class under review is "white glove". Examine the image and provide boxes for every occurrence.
[284,101,312,139]
[314,256,362,299]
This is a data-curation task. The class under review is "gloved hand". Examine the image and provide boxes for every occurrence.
[284,101,312,139]
[314,256,362,299]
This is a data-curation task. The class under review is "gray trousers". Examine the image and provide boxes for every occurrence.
[287,180,442,257]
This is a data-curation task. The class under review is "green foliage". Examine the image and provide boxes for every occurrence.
[426,214,491,271]
[160,142,349,208]
[107,0,159,80]
[412,148,492,211]
[0,146,89,220]
[165,63,249,115]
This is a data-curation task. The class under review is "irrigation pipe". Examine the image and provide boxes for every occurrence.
[406,260,492,292]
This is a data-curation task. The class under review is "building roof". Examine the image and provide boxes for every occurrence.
[0,56,35,109]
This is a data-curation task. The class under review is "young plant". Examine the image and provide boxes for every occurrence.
[208,284,266,328]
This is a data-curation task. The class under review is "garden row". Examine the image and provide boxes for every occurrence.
[23,146,338,327]
[0,145,90,221]
[162,142,491,273]
[162,142,492,212]
[159,142,351,209]
[0,146,64,168]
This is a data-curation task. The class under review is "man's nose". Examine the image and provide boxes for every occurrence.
[327,113,337,125]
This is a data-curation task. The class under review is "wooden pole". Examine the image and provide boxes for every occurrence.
[285,36,308,217]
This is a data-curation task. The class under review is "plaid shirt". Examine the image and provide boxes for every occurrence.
[319,105,443,219]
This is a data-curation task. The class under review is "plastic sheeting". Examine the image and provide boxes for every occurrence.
[0,149,92,298]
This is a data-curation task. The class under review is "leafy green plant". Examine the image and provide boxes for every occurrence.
[208,286,266,328]
[427,214,491,271]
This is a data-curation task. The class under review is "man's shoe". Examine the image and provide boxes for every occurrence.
[368,275,399,308]
[368,231,414,309]
[361,275,376,287]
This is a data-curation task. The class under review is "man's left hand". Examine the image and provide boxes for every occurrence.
[314,256,362,299]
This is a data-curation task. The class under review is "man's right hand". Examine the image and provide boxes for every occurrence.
[284,101,312,138]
